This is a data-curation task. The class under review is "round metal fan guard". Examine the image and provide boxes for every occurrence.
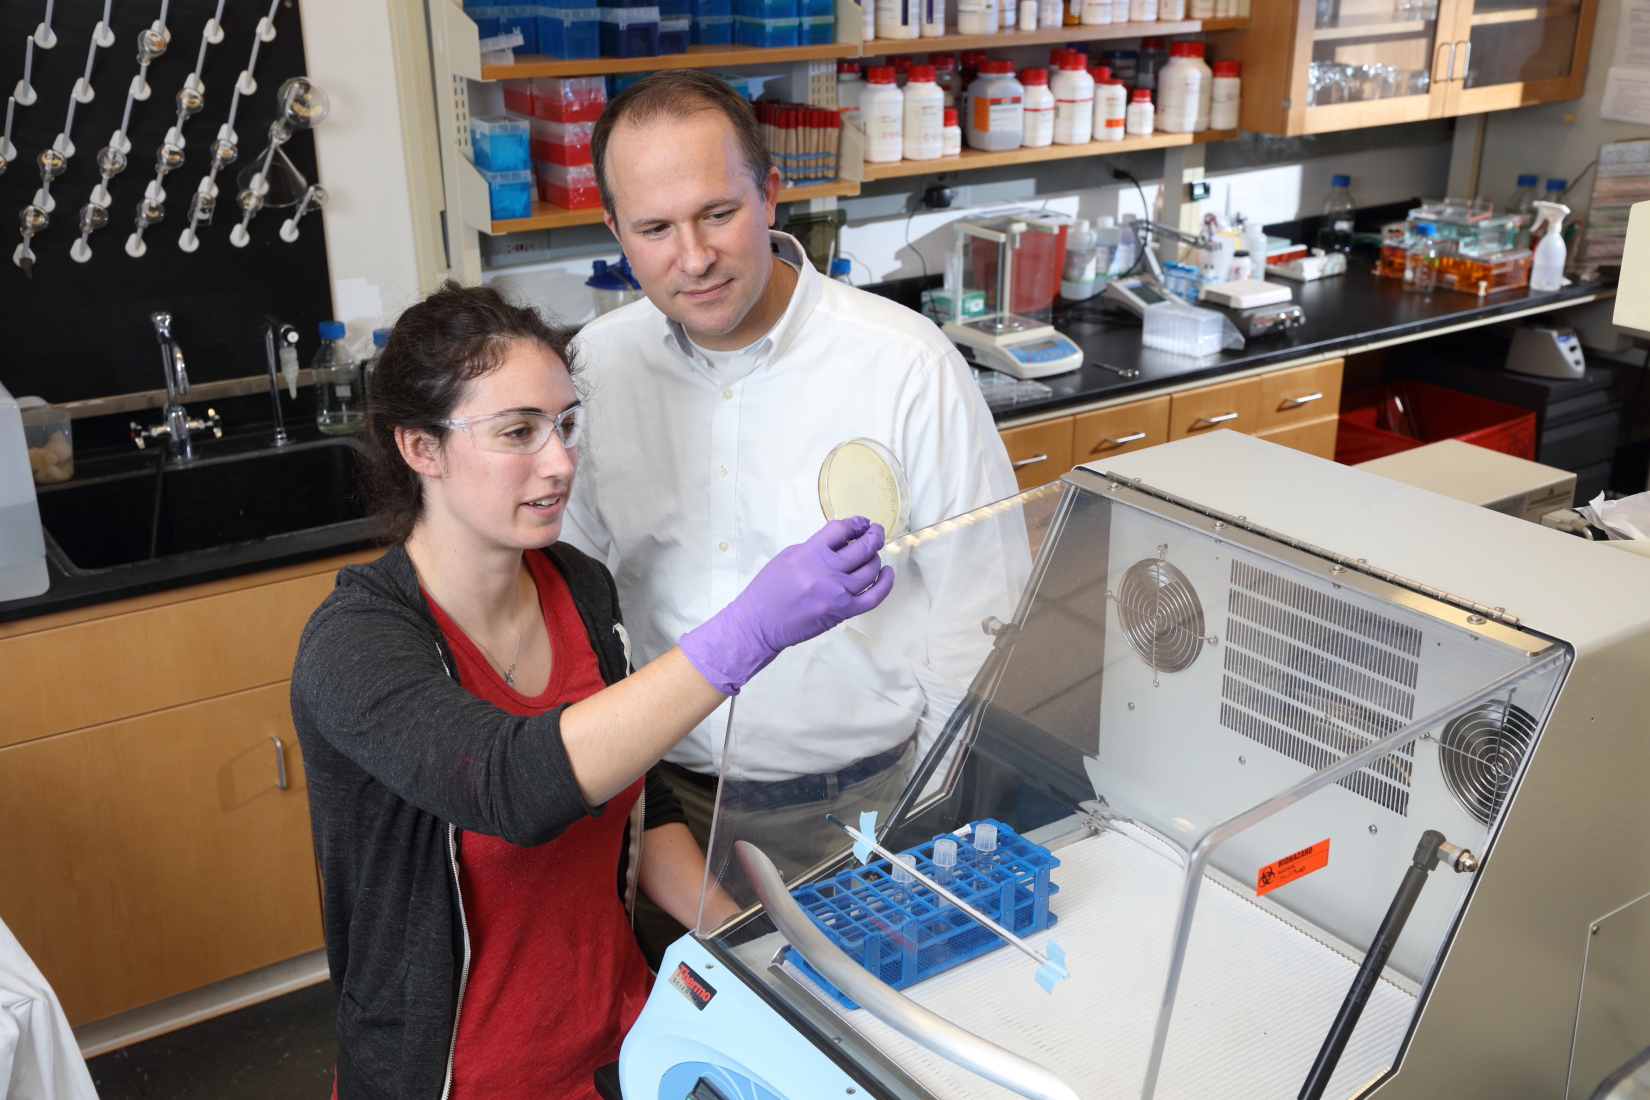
[1438,700,1537,826]
[1116,558,1205,674]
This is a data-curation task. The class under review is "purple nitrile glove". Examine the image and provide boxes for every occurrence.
[678,516,896,695]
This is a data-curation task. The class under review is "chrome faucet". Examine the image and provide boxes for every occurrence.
[131,311,221,461]
[263,316,300,446]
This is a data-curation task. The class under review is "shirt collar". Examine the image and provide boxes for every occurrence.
[662,231,822,376]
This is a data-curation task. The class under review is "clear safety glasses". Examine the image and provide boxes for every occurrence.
[438,403,583,454]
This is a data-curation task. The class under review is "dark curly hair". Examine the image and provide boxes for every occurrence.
[362,281,577,543]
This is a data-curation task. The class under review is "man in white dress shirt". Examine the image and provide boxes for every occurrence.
[562,70,1016,946]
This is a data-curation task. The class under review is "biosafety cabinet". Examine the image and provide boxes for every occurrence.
[621,431,1650,1100]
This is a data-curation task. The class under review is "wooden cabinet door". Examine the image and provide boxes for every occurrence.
[1443,0,1595,114]
[1073,397,1171,465]
[1168,376,1261,440]
[0,682,323,1025]
[1000,418,1075,491]
[1255,414,1341,459]
[1258,359,1343,433]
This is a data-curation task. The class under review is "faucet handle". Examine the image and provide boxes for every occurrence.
[188,408,222,439]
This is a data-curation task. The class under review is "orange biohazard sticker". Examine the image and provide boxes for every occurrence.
[1255,839,1330,896]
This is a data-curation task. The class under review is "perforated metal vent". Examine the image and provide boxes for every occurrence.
[1116,556,1205,676]
[1221,561,1420,816]
[1439,701,1537,825]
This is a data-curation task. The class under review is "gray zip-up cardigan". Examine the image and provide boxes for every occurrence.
[290,541,683,1100]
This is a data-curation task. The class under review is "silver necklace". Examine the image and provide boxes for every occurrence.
[416,563,527,686]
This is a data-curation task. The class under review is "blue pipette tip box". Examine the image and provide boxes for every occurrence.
[785,819,1060,1010]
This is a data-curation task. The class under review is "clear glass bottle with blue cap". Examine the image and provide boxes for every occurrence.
[1403,222,1440,294]
[1318,174,1356,253]
[314,320,363,435]
[828,256,853,283]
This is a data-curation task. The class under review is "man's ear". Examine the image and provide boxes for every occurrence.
[763,165,782,227]
[603,208,621,242]
[396,426,445,480]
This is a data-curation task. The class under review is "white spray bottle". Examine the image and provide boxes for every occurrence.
[1529,200,1571,292]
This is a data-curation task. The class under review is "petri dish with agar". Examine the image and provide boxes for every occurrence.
[817,437,910,539]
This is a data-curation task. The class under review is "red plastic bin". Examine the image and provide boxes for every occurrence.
[1335,379,1537,465]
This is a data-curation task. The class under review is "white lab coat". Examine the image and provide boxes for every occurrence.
[565,232,1018,780]
[0,918,96,1100]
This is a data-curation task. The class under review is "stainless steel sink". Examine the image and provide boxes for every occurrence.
[35,436,374,576]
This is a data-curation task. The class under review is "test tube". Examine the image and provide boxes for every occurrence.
[973,822,998,870]
[891,854,916,905]
[933,837,959,886]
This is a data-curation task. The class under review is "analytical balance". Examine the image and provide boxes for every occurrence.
[622,431,1650,1100]
[942,214,1083,381]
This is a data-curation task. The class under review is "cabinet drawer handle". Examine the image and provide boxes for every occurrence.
[1453,40,1471,80]
[1093,432,1147,452]
[1280,392,1324,408]
[1434,41,1456,82]
[1193,411,1240,427]
[1011,453,1049,468]
[271,735,288,791]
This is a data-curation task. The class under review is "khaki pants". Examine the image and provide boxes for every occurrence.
[632,751,915,968]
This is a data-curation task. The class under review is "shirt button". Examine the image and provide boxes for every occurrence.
[718,541,730,551]
[718,464,729,475]
[721,389,733,400]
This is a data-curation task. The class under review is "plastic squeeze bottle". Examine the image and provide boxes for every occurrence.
[1529,201,1571,291]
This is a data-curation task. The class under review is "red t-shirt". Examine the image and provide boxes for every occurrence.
[426,550,653,1100]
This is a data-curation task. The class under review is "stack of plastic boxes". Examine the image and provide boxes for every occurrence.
[658,0,691,53]
[691,0,734,44]
[1377,198,1532,295]
[802,0,833,44]
[540,6,600,57]
[521,76,607,209]
[737,0,798,46]
[464,3,542,53]
[470,116,533,220]
[599,0,662,57]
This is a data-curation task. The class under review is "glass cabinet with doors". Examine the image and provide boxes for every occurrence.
[1229,0,1595,134]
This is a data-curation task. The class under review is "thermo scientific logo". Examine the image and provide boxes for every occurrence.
[669,961,717,1010]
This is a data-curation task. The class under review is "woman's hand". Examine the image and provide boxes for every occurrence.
[560,518,894,805]
[679,517,895,695]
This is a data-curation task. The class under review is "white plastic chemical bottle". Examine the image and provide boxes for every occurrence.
[1095,76,1127,140]
[1020,69,1054,146]
[1125,86,1154,135]
[1001,0,1016,29]
[921,0,946,34]
[941,106,961,155]
[1081,0,1113,23]
[878,0,920,39]
[837,61,864,129]
[965,61,1024,150]
[1189,41,1213,130]
[1061,218,1100,299]
[902,64,944,159]
[1094,214,1123,277]
[1040,0,1064,25]
[862,66,905,162]
[1155,41,1200,132]
[313,320,363,435]
[1241,216,1267,268]
[861,0,875,39]
[1160,0,1186,18]
[1051,53,1095,144]
[1020,0,1038,28]
[1129,0,1157,22]
[957,0,997,33]
[1209,59,1240,129]
[1529,200,1571,291]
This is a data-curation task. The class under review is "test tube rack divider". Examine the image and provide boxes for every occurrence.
[785,818,1060,1009]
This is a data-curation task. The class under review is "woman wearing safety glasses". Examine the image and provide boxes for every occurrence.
[290,282,894,1100]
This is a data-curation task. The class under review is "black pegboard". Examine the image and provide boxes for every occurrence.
[0,0,334,405]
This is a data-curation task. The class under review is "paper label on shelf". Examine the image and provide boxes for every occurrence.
[1613,0,1650,70]
[1603,67,1650,124]
[1255,838,1329,896]
[973,94,1023,132]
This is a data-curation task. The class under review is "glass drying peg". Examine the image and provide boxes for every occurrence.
[156,141,184,176]
[175,84,204,122]
[15,204,49,276]
[229,187,265,248]
[136,26,168,64]
[277,77,331,131]
[179,187,214,252]
[280,184,326,242]
[92,145,127,206]
[71,202,109,263]
[126,195,164,257]
[210,138,238,172]
[34,148,66,213]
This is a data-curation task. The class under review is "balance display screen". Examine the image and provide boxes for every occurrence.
[1134,286,1166,304]
[1018,340,1060,352]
